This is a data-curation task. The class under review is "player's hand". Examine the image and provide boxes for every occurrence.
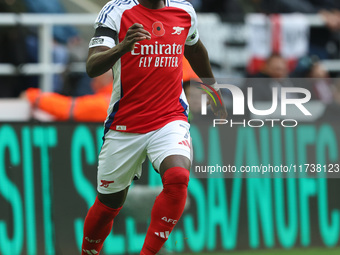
[119,23,151,53]
[208,91,228,119]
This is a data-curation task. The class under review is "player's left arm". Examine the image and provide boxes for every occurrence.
[184,39,213,81]
[185,40,228,119]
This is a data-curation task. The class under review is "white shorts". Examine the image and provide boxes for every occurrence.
[97,120,191,194]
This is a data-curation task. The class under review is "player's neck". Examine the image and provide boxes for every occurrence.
[138,0,165,9]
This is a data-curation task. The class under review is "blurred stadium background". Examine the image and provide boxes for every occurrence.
[1,0,340,254]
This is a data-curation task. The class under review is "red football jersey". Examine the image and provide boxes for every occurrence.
[89,0,199,133]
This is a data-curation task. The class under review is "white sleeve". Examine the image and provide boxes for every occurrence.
[94,1,119,31]
[89,1,119,49]
[185,7,199,46]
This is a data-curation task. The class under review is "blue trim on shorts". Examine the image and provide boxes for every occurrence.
[104,100,120,136]
[103,81,124,140]
[180,80,188,119]
[179,98,188,119]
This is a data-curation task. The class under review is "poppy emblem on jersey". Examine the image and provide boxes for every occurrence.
[100,180,114,188]
[152,21,165,37]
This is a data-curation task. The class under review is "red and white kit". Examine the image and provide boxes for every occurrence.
[90,0,199,134]
[89,0,199,193]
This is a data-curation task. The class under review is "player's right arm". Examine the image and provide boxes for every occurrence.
[86,23,151,78]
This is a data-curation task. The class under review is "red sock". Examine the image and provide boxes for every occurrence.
[81,197,122,255]
[141,167,190,255]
